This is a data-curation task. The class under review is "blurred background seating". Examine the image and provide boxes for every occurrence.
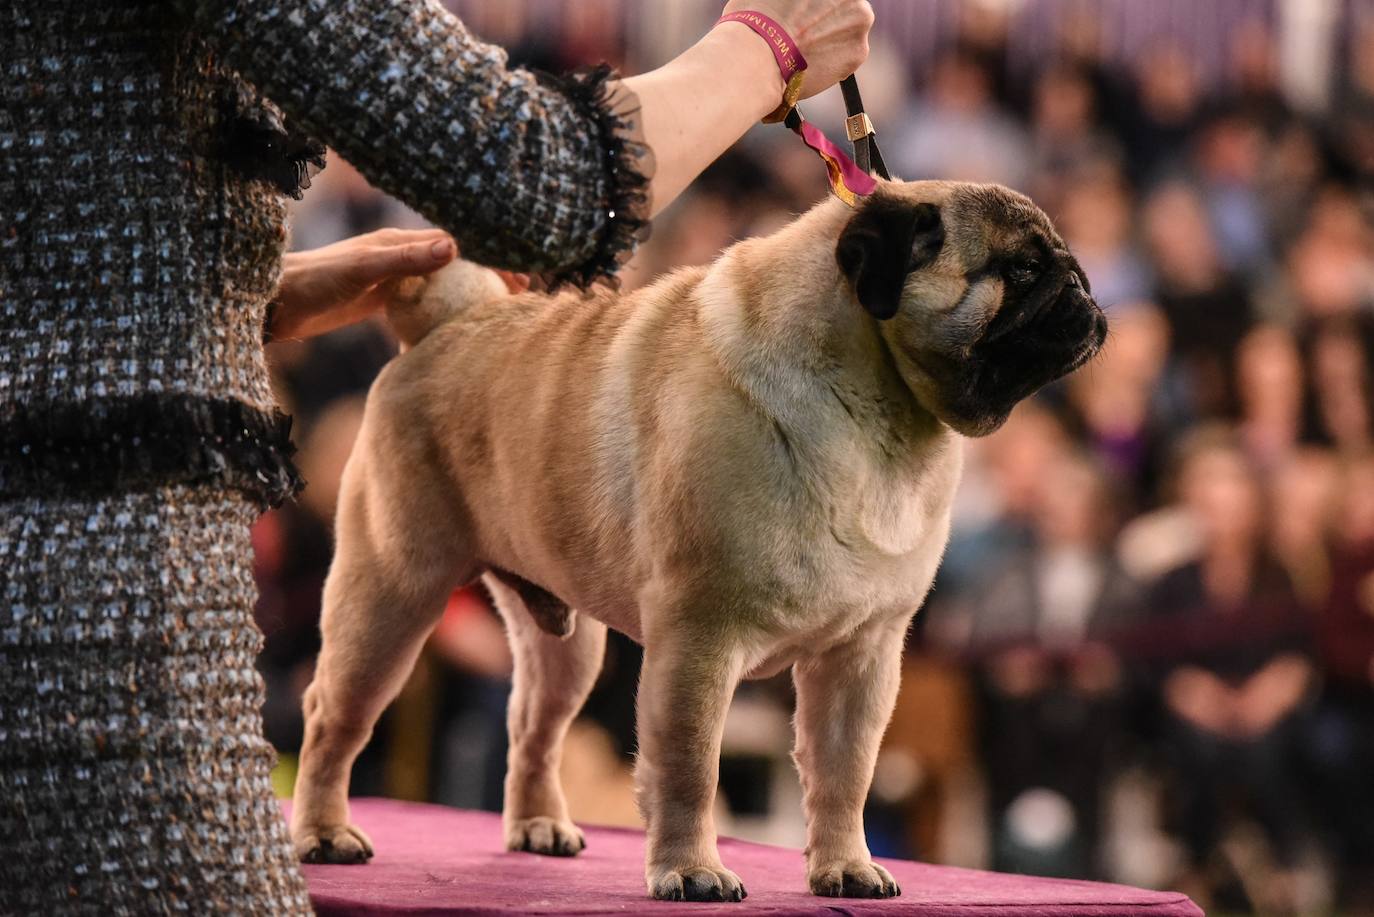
[252,2,1374,913]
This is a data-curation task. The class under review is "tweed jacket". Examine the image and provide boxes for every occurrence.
[0,1,649,912]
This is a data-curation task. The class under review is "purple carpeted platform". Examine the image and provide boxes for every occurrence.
[282,798,1200,916]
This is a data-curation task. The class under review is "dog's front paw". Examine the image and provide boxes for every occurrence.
[505,816,586,857]
[294,823,374,865]
[648,864,747,902]
[808,859,900,898]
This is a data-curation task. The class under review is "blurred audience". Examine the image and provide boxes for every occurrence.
[253,3,1374,913]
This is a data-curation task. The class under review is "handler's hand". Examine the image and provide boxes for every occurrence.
[268,228,457,342]
[721,0,874,101]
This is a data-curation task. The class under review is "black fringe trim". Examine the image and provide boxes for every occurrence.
[537,63,654,291]
[225,120,327,200]
[0,395,304,509]
[221,86,327,200]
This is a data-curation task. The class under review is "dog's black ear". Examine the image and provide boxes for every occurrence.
[836,199,944,320]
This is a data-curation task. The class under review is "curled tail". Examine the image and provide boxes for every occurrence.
[383,259,509,349]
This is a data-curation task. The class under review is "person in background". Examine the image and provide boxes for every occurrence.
[256,396,369,757]
[426,586,515,811]
[1234,325,1305,471]
[1063,304,1174,509]
[1053,162,1152,309]
[929,403,1071,644]
[1223,20,1293,135]
[1303,318,1374,455]
[1122,42,1202,187]
[1191,112,1269,274]
[1026,65,1119,201]
[1142,183,1255,418]
[1267,447,1338,609]
[963,451,1146,879]
[892,46,1029,187]
[1145,431,1314,912]
[1287,188,1371,325]
[1301,456,1374,912]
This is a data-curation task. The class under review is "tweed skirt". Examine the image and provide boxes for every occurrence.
[0,485,311,915]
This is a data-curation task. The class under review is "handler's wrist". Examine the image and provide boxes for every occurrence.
[708,18,791,121]
[715,10,807,122]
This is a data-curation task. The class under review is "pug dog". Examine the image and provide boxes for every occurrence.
[289,180,1106,902]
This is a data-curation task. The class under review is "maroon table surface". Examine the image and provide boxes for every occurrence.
[282,798,1202,917]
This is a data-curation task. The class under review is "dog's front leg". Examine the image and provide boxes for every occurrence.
[636,624,746,902]
[792,615,908,898]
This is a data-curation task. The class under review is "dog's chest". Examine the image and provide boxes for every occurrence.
[734,444,962,669]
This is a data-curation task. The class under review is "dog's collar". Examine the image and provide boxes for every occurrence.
[717,13,890,207]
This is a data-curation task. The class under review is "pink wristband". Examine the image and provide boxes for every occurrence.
[718,10,878,207]
[716,10,808,85]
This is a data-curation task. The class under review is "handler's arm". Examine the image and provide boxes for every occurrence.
[626,0,874,215]
[171,0,870,286]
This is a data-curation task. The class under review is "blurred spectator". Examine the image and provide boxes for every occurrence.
[1234,324,1304,470]
[1267,447,1338,608]
[1053,164,1151,308]
[1191,112,1269,273]
[255,396,368,754]
[932,402,1069,631]
[1300,456,1374,910]
[892,47,1029,186]
[1303,316,1374,454]
[1142,182,1255,418]
[949,2,1015,107]
[1287,187,1373,323]
[964,452,1146,879]
[1122,43,1202,187]
[427,587,514,811]
[1223,20,1292,134]
[1333,20,1374,177]
[1258,121,1332,254]
[1064,304,1174,507]
[1145,431,1314,910]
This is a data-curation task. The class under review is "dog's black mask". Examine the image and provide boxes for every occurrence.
[949,255,1106,431]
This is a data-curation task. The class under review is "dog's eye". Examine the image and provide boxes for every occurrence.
[1005,259,1040,287]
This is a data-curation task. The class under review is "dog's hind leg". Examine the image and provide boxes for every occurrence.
[485,572,606,857]
[290,392,479,864]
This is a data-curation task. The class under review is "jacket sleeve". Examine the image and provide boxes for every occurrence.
[174,0,651,287]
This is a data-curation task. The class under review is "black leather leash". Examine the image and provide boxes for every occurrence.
[839,75,890,181]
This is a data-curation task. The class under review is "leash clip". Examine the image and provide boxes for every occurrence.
[844,112,875,143]
[839,75,891,183]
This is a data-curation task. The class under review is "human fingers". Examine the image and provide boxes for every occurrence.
[352,235,457,284]
[357,227,451,247]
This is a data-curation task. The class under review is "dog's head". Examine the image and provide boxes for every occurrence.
[836,181,1107,436]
